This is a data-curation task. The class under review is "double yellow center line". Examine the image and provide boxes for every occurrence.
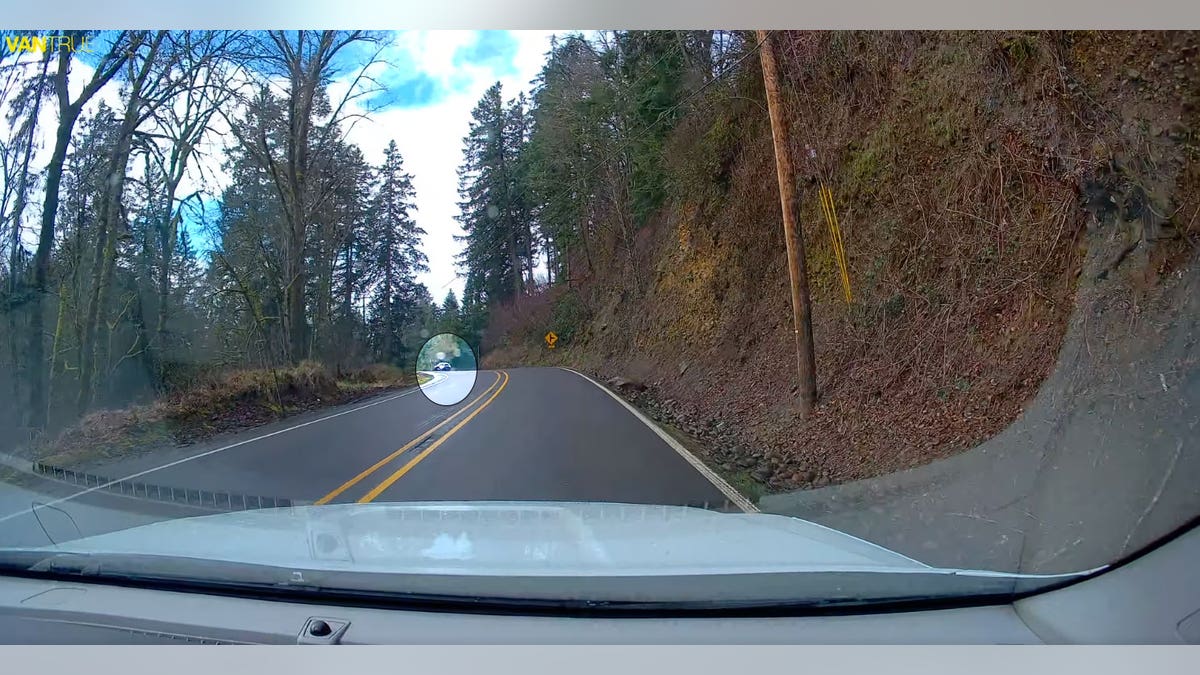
[315,370,509,505]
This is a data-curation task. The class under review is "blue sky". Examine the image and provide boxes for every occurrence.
[323,30,524,111]
[452,31,520,78]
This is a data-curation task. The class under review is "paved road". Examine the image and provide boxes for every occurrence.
[418,370,477,406]
[0,367,743,547]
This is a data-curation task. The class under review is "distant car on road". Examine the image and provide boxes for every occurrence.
[433,361,452,372]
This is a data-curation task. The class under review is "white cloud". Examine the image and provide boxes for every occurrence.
[338,30,560,302]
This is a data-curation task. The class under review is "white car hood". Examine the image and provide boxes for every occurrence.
[42,501,931,576]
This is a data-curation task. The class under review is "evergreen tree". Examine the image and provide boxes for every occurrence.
[455,82,526,305]
[437,290,464,335]
[364,140,427,365]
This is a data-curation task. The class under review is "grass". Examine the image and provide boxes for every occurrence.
[32,361,413,469]
[652,416,766,506]
[724,469,768,504]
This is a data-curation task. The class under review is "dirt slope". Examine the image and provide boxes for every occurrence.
[485,31,1200,494]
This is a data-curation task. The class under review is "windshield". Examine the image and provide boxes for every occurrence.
[0,29,1196,611]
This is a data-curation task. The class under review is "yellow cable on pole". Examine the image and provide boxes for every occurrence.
[819,184,835,290]
[818,182,852,304]
[829,186,851,303]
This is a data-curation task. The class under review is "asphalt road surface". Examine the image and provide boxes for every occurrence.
[0,367,747,547]
[418,369,478,406]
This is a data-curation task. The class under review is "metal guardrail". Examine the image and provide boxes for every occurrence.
[30,461,302,512]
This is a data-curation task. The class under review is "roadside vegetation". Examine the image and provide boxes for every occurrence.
[31,361,411,467]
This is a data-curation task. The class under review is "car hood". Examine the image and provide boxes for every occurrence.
[34,501,932,577]
[6,502,1097,607]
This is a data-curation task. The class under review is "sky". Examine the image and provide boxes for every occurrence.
[329,30,564,301]
[2,30,567,302]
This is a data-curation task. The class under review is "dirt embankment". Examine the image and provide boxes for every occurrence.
[484,31,1200,494]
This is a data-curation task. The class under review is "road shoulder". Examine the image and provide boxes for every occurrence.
[559,367,759,513]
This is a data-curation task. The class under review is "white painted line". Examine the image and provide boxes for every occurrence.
[417,371,446,387]
[559,367,759,514]
[0,387,420,524]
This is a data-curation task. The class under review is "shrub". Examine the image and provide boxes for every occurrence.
[550,290,591,345]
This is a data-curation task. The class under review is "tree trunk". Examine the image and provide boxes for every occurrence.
[45,279,68,426]
[92,211,124,400]
[7,55,50,295]
[581,205,594,274]
[311,243,333,360]
[26,114,76,429]
[78,113,138,415]
[155,162,183,365]
[341,237,355,316]
[129,280,157,390]
[525,218,536,287]
[698,30,714,81]
[509,229,522,298]
[379,274,392,362]
[285,242,308,363]
[156,210,176,366]
[284,75,314,364]
[339,236,355,369]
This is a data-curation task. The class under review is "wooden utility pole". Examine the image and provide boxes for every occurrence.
[757,30,817,417]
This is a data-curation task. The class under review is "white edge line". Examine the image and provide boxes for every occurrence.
[559,367,759,514]
[0,387,420,524]
[417,371,447,387]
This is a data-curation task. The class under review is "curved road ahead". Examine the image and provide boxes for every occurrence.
[0,368,750,546]
[418,370,478,406]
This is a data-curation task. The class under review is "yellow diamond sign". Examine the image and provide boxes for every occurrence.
[545,331,558,349]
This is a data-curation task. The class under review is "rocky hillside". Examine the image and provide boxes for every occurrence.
[483,31,1200,494]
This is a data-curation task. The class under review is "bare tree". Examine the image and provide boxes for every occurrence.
[219,30,386,364]
[132,31,244,389]
[26,30,132,429]
[77,31,168,414]
[1,48,52,287]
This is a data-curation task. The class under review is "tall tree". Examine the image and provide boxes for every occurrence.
[1,45,54,412]
[455,82,529,305]
[77,30,170,414]
[506,93,536,288]
[523,34,608,282]
[210,96,291,367]
[221,30,382,364]
[144,30,243,382]
[364,140,426,364]
[26,30,132,429]
[310,137,371,364]
[437,290,463,336]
